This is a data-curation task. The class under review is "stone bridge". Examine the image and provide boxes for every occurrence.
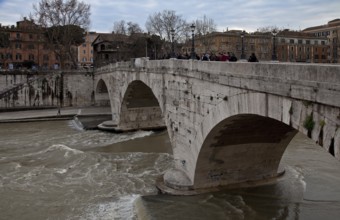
[94,59,340,193]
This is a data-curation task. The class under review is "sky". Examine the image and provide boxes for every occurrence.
[0,0,339,33]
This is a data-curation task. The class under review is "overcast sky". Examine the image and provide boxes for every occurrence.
[0,0,339,33]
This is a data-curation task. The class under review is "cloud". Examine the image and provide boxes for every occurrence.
[0,0,339,33]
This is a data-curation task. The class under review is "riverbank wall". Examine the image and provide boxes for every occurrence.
[0,70,97,109]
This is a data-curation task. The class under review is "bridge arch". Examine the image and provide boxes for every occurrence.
[164,92,298,191]
[95,78,110,106]
[117,80,166,131]
[193,114,297,189]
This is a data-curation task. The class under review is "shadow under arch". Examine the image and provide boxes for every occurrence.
[118,80,166,131]
[193,114,298,189]
[95,78,110,106]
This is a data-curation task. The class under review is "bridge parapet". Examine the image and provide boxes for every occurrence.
[143,60,340,107]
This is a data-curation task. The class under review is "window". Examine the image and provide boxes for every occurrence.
[290,39,294,44]
[16,33,20,39]
[83,43,86,47]
[91,50,93,54]
[16,54,22,60]
[28,44,35,49]
[306,40,310,45]
[82,57,87,62]
[281,39,285,43]
[298,40,302,44]
[321,41,325,45]
[29,54,34,60]
[29,34,33,39]
[83,50,86,54]
[15,43,21,49]
[314,41,318,45]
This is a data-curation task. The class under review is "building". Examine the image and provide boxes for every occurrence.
[77,31,100,68]
[276,30,329,63]
[183,29,328,63]
[182,30,273,60]
[92,33,130,67]
[303,19,340,63]
[0,17,59,70]
[92,33,158,67]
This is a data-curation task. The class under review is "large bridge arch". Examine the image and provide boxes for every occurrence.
[117,79,166,131]
[164,92,300,190]
[193,114,297,189]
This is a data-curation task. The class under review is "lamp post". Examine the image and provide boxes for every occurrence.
[190,23,196,59]
[171,28,175,58]
[117,45,120,61]
[272,30,278,61]
[240,30,246,59]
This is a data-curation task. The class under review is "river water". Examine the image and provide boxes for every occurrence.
[0,120,340,220]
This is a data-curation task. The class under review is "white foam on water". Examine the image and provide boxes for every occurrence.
[68,118,84,131]
[109,130,155,145]
[55,168,68,174]
[46,144,84,157]
[288,166,307,193]
[83,194,140,220]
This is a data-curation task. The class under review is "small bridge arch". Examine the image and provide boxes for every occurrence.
[117,79,166,131]
[95,78,110,106]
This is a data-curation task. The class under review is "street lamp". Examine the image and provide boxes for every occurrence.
[240,30,246,59]
[272,30,278,61]
[117,45,120,61]
[190,23,196,59]
[171,28,175,58]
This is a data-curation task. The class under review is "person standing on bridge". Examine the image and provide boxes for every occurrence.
[248,53,259,62]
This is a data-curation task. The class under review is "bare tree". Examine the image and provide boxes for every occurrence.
[255,26,283,34]
[113,20,126,35]
[145,10,188,42]
[30,0,91,69]
[194,15,216,52]
[127,22,143,35]
[195,15,216,36]
[113,20,143,35]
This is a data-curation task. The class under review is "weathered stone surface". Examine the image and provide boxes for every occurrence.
[0,70,95,108]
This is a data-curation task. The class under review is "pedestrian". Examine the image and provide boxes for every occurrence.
[57,108,61,115]
[229,53,238,62]
[248,53,259,62]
